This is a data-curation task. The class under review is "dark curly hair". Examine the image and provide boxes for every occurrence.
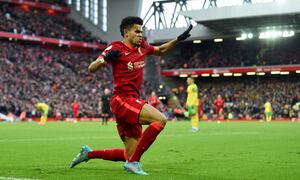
[120,16,143,37]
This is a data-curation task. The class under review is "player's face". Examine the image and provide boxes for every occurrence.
[187,78,192,85]
[126,24,143,47]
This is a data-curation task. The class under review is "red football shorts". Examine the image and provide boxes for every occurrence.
[110,95,146,140]
[216,107,223,114]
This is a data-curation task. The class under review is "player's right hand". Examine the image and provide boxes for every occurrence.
[104,50,121,62]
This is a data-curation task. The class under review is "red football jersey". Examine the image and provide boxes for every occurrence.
[214,98,224,108]
[98,39,156,98]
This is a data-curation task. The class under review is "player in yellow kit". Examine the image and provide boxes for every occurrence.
[184,77,199,132]
[264,101,272,122]
[34,103,49,125]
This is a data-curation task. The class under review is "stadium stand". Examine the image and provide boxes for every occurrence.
[168,75,300,120]
[0,3,106,44]
[35,0,69,7]
[0,39,112,118]
[161,39,300,69]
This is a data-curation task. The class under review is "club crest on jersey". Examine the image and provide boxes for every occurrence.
[127,61,133,71]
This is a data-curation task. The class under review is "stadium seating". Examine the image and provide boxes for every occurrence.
[171,76,300,120]
[0,3,106,44]
[0,40,111,118]
[161,39,300,69]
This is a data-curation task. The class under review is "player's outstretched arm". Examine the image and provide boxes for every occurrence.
[88,57,106,73]
[155,25,193,55]
[88,50,121,73]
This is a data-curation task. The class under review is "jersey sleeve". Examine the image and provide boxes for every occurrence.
[97,42,120,63]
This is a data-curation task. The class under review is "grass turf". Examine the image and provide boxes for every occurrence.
[0,121,300,180]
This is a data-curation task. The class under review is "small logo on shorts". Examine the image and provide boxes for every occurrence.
[136,99,142,104]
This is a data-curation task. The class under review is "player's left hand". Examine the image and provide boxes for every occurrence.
[177,24,193,41]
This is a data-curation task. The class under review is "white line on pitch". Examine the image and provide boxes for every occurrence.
[0,132,259,143]
[0,177,39,180]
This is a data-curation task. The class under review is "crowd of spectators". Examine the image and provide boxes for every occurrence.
[0,40,112,118]
[1,39,299,120]
[0,3,106,44]
[172,76,300,120]
[34,0,69,7]
[161,38,300,69]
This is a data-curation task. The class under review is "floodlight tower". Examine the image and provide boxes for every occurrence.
[202,0,217,8]
[143,0,192,29]
[243,0,252,4]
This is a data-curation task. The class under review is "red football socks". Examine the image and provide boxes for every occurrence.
[88,148,127,161]
[129,122,164,162]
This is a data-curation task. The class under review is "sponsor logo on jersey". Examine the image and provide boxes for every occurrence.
[127,61,133,71]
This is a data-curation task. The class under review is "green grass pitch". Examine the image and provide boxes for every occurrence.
[0,121,300,180]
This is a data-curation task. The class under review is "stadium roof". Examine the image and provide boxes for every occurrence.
[180,0,300,36]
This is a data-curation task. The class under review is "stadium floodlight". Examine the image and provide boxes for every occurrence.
[212,74,220,77]
[246,72,256,75]
[296,70,300,73]
[9,38,12,41]
[282,31,289,37]
[259,32,266,39]
[159,84,164,89]
[179,74,188,77]
[158,96,166,100]
[223,72,233,76]
[214,39,223,42]
[280,71,289,75]
[282,30,295,37]
[233,73,242,76]
[191,74,199,78]
[201,73,210,77]
[193,40,202,44]
[270,71,281,74]
[257,72,265,76]
[247,33,253,39]
[260,30,294,39]
[236,37,246,41]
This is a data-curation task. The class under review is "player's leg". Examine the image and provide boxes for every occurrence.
[123,136,138,158]
[191,113,199,132]
[128,103,166,162]
[39,111,47,125]
[101,112,104,125]
[267,112,272,122]
[123,104,166,175]
[70,145,127,168]
[190,106,199,131]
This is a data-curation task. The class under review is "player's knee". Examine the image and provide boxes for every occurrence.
[159,114,167,127]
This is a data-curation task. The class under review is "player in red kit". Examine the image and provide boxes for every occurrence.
[71,99,80,120]
[70,16,193,175]
[214,94,224,120]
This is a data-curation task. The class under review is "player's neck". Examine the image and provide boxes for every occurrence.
[123,39,136,49]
